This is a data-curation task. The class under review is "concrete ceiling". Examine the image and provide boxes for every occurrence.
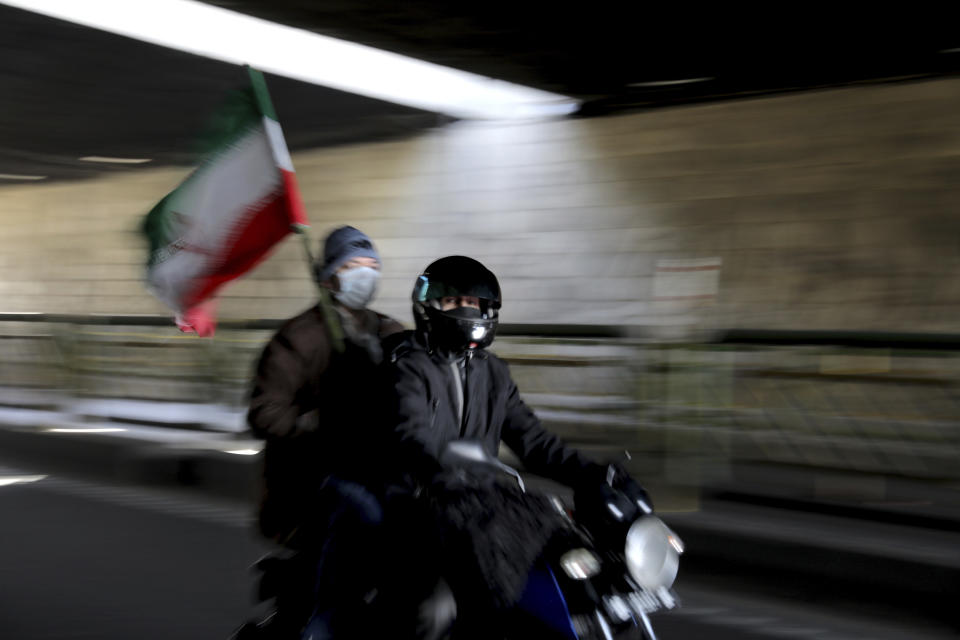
[2,1,958,183]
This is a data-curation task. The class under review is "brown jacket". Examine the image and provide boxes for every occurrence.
[248,304,403,542]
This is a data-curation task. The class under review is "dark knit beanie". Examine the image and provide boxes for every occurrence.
[318,226,380,281]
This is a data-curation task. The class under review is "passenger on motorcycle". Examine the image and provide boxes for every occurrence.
[246,226,403,636]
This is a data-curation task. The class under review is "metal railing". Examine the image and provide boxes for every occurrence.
[0,313,957,483]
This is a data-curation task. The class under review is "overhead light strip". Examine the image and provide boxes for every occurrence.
[46,427,128,433]
[79,156,152,164]
[2,0,579,120]
[0,474,47,487]
[0,173,47,180]
[629,77,714,88]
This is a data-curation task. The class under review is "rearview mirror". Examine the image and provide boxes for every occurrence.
[438,440,525,493]
[442,440,493,464]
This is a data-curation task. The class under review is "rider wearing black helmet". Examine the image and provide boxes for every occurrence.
[411,255,501,354]
[379,255,649,638]
[386,255,601,484]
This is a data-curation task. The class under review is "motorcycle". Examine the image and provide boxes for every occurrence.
[232,442,682,640]
[442,441,683,640]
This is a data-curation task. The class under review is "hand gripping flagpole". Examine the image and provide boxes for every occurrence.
[246,66,344,353]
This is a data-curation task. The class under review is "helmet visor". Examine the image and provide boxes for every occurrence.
[414,275,500,310]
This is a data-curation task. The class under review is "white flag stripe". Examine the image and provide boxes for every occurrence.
[263,117,294,172]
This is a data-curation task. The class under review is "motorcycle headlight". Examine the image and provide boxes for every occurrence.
[624,516,683,591]
[559,548,601,580]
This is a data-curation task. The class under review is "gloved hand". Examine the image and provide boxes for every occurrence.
[606,464,653,515]
[574,463,653,535]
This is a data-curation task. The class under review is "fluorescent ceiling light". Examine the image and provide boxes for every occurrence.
[0,474,47,487]
[46,427,128,433]
[0,173,47,180]
[79,156,152,164]
[629,77,714,88]
[3,0,579,120]
[225,448,261,455]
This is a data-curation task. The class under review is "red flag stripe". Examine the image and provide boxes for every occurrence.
[182,188,293,309]
[280,168,309,227]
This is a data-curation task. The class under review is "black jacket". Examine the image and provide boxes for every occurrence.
[248,305,403,543]
[380,331,605,490]
[379,331,608,621]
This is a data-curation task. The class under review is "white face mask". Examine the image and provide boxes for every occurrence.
[333,266,380,309]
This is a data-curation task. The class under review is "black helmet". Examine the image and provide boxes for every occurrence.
[412,256,501,355]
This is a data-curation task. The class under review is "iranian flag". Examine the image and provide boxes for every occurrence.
[142,68,307,336]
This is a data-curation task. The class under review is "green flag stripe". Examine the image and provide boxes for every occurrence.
[194,88,262,158]
[142,193,175,268]
[247,66,278,122]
